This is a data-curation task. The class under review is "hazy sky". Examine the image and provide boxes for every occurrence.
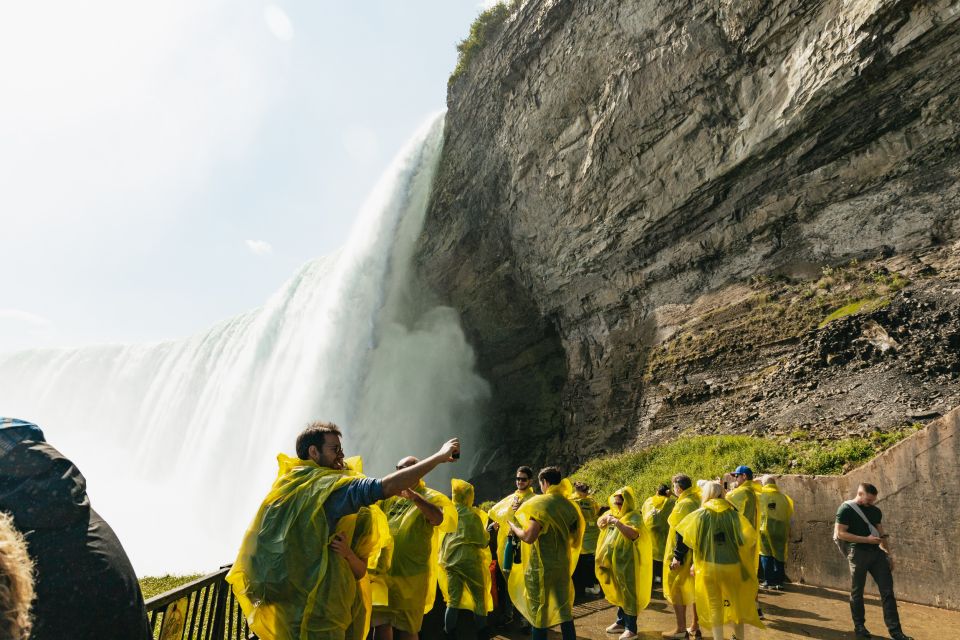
[0,0,501,353]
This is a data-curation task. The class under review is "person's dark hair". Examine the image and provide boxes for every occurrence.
[742,468,754,480]
[538,466,562,486]
[573,481,590,493]
[295,421,342,460]
[672,474,692,491]
[859,482,879,496]
[516,465,533,479]
[656,483,670,497]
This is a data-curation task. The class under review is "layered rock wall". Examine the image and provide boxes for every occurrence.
[416,0,960,486]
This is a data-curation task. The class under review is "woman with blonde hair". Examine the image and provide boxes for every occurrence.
[0,511,34,640]
[675,481,762,640]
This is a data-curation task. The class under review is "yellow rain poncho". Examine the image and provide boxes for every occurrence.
[641,493,676,562]
[507,479,585,629]
[759,484,794,562]
[674,498,763,629]
[337,458,392,640]
[438,479,494,617]
[663,486,700,606]
[226,454,362,640]
[572,493,602,555]
[487,485,536,573]
[595,487,653,616]
[338,505,391,640]
[726,479,761,532]
[371,481,457,633]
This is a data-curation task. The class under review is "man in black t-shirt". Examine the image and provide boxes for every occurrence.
[834,483,913,640]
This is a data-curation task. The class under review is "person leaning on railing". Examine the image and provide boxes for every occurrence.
[226,421,460,640]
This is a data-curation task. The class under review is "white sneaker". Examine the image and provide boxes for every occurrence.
[606,623,625,634]
[585,585,602,595]
[619,631,638,640]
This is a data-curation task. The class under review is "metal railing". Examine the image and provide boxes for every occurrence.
[145,566,256,640]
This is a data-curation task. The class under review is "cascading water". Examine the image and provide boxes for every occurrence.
[0,113,490,575]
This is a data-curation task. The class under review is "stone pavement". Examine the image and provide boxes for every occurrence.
[490,584,953,639]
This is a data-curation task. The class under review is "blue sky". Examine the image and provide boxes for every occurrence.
[0,0,499,353]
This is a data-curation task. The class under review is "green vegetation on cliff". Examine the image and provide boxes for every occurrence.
[572,425,920,500]
[449,1,520,86]
[645,261,910,380]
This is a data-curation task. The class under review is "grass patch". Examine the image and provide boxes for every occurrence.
[140,574,203,600]
[449,1,520,86]
[818,297,890,328]
[572,427,918,500]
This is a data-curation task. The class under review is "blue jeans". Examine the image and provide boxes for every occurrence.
[532,620,576,640]
[760,555,785,586]
[616,607,638,633]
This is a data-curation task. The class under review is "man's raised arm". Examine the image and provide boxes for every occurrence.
[380,438,460,497]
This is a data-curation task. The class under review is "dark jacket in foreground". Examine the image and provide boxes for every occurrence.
[0,440,151,640]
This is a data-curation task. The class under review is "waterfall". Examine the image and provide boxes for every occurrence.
[0,113,490,575]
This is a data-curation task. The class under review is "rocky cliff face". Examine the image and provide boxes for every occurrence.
[414,0,960,491]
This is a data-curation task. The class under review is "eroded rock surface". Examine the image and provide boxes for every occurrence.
[414,0,960,489]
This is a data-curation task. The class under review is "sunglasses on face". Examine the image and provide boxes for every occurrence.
[515,477,530,482]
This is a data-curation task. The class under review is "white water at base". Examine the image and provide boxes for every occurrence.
[0,114,490,576]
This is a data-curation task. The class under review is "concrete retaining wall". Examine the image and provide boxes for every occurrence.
[774,407,960,610]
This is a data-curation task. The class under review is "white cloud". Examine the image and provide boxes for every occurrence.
[263,4,294,42]
[0,309,53,329]
[246,239,274,256]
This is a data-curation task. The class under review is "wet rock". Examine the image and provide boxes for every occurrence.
[416,0,960,484]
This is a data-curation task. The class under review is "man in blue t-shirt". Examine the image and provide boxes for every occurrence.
[229,421,460,640]
[834,483,913,640]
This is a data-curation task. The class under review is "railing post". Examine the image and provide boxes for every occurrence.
[210,576,230,639]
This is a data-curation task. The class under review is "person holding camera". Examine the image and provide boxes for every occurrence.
[834,483,913,640]
[506,467,585,640]
[487,465,537,628]
[227,421,460,640]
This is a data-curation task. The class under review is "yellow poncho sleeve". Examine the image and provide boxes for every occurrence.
[675,499,763,630]
[338,503,391,640]
[508,479,585,629]
[759,486,794,562]
[438,479,494,616]
[663,487,700,606]
[595,487,653,616]
[372,484,457,633]
[225,454,360,640]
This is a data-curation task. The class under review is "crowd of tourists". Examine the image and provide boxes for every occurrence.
[225,421,915,640]
[0,416,916,640]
